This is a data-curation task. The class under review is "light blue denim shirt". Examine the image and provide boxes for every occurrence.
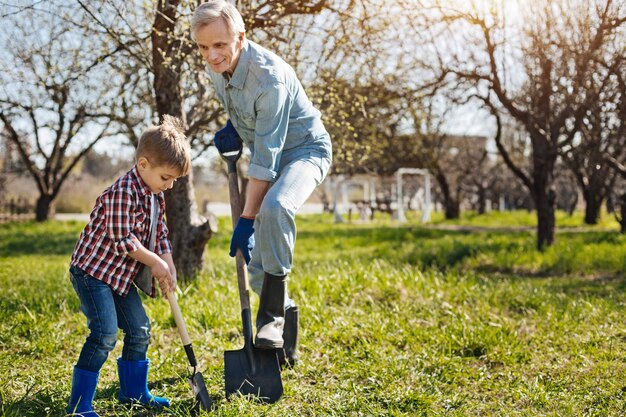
[208,40,332,182]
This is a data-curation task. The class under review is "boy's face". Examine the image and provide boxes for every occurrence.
[194,18,244,74]
[137,157,181,194]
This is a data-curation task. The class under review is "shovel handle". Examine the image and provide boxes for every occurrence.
[166,292,198,367]
[227,163,251,312]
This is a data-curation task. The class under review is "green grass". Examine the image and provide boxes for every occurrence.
[418,208,619,229]
[1,212,626,416]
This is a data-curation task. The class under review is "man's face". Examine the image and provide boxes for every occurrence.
[195,18,244,74]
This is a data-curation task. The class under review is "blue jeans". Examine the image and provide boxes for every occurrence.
[70,266,151,373]
[248,151,331,308]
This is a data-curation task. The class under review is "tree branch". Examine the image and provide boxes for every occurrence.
[0,112,45,193]
[481,97,533,191]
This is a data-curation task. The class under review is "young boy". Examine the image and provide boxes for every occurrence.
[66,116,191,417]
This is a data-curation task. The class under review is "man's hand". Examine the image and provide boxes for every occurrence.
[214,120,242,155]
[230,216,255,264]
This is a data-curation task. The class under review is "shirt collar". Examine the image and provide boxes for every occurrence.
[130,165,153,198]
[224,40,250,90]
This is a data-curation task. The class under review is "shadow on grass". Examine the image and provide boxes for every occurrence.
[298,224,534,270]
[0,383,80,417]
[0,221,81,256]
[0,377,198,417]
[545,272,626,298]
[297,223,458,243]
[300,223,626,281]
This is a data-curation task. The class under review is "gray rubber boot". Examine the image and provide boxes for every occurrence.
[279,305,299,367]
[255,273,286,349]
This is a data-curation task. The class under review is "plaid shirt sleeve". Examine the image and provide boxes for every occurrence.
[103,187,139,256]
[156,194,172,255]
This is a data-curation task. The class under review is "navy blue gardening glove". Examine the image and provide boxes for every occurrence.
[230,216,255,264]
[213,120,242,155]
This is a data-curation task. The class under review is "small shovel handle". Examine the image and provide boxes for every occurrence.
[166,292,197,368]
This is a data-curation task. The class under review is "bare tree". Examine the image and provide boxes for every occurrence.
[553,167,580,215]
[562,43,625,224]
[418,0,625,249]
[563,118,618,224]
[408,98,490,219]
[605,157,626,233]
[600,44,626,230]
[313,74,409,177]
[0,2,123,221]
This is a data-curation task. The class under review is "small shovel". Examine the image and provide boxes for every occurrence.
[166,292,213,411]
[221,150,283,403]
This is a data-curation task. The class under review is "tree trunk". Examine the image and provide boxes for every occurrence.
[535,187,556,251]
[152,1,215,280]
[578,168,615,225]
[566,192,578,216]
[35,194,54,222]
[527,131,557,251]
[435,170,460,219]
[165,175,217,279]
[445,199,460,219]
[606,196,615,213]
[618,193,626,233]
[582,189,603,225]
[477,185,486,215]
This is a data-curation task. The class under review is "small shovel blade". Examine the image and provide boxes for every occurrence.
[224,347,283,403]
[188,371,213,411]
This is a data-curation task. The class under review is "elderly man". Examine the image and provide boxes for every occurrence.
[191,1,332,366]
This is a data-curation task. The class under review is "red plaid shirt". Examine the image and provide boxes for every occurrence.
[70,165,172,297]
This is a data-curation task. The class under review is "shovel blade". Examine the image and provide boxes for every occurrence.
[188,371,213,411]
[224,347,283,403]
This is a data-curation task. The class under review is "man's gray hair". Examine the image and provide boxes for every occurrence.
[191,0,246,40]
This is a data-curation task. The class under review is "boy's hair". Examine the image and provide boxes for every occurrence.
[191,0,246,40]
[136,115,191,176]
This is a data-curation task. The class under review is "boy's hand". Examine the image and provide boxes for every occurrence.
[127,240,176,294]
[169,266,178,294]
[159,252,177,295]
[150,257,173,293]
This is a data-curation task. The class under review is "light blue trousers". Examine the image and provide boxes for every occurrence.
[248,151,330,308]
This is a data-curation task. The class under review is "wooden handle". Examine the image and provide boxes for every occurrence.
[166,292,192,346]
[228,171,243,228]
[228,169,251,311]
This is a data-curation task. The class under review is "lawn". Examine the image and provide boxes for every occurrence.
[1,212,625,416]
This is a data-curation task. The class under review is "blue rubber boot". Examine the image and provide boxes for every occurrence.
[66,366,100,417]
[117,358,170,407]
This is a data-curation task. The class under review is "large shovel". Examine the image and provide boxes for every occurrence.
[221,149,283,403]
[166,292,213,411]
